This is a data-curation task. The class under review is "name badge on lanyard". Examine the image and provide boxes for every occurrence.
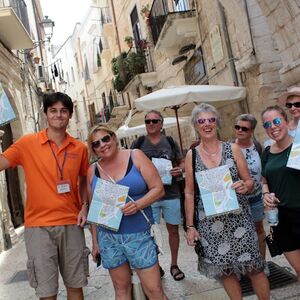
[57,180,71,194]
[49,141,71,194]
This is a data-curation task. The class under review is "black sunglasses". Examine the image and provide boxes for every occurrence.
[286,102,300,109]
[234,125,251,132]
[145,119,161,124]
[91,134,112,148]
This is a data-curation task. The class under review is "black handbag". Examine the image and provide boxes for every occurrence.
[265,226,283,257]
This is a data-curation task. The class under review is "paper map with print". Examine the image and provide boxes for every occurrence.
[287,123,300,170]
[195,165,239,217]
[0,83,16,126]
[87,178,129,231]
[152,157,172,185]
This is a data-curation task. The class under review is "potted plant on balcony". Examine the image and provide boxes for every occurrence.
[33,57,40,64]
[140,4,150,19]
[124,36,134,48]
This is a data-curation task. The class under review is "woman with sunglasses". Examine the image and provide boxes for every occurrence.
[264,87,300,147]
[185,103,269,300]
[86,125,167,300]
[278,87,300,137]
[233,114,266,259]
[261,105,300,282]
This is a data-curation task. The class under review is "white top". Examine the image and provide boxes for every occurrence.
[240,144,262,198]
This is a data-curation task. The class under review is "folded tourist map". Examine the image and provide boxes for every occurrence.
[195,165,240,217]
[87,178,129,231]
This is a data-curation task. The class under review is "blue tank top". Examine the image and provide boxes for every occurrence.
[91,154,153,234]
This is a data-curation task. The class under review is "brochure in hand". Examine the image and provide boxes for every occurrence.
[195,165,240,217]
[87,178,129,231]
[287,123,300,170]
[151,157,172,185]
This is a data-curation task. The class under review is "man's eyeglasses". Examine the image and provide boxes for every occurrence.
[234,125,251,132]
[286,102,300,109]
[91,134,112,148]
[263,117,282,129]
[145,119,161,124]
[197,117,216,124]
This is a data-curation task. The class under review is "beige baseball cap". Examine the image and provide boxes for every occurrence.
[278,86,300,104]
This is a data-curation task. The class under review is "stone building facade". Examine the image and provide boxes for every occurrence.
[0,0,51,252]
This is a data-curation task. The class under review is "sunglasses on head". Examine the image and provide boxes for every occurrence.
[234,125,251,132]
[91,134,112,148]
[145,119,161,124]
[286,102,300,109]
[197,117,216,124]
[263,117,282,129]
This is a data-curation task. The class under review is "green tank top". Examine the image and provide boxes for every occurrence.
[261,145,300,208]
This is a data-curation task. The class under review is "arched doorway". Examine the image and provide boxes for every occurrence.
[0,123,24,227]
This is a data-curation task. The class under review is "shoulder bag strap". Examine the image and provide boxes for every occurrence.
[96,161,153,226]
[192,148,199,223]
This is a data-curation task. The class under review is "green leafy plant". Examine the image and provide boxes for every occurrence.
[126,50,146,75]
[111,50,146,92]
[124,36,134,48]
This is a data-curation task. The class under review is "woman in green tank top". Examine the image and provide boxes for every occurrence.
[261,105,300,283]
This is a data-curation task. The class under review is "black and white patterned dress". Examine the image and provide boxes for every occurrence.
[195,142,265,278]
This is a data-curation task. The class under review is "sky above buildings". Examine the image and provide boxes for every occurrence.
[40,0,92,45]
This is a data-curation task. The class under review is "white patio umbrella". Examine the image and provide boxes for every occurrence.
[116,117,189,139]
[134,85,246,151]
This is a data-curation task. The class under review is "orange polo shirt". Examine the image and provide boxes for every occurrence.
[2,129,89,227]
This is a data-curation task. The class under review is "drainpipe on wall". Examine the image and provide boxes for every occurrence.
[110,0,122,55]
[218,0,239,86]
[244,0,256,56]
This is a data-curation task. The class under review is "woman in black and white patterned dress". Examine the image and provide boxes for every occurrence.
[184,103,269,300]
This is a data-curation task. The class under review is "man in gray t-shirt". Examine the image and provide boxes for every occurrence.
[131,110,185,281]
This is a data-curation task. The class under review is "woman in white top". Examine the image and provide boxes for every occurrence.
[234,114,266,258]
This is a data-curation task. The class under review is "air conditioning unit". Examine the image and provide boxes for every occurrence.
[37,65,46,82]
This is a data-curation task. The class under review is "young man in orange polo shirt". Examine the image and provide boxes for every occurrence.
[0,92,90,300]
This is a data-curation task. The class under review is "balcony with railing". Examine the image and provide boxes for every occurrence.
[112,42,156,93]
[0,0,33,49]
[149,0,199,52]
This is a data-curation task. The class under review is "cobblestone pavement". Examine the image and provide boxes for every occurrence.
[0,223,299,300]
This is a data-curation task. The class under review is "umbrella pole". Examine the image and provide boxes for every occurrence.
[174,107,183,153]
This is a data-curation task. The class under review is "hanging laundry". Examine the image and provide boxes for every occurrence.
[53,64,59,77]
[51,66,55,81]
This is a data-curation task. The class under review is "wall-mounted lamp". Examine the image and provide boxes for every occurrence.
[40,16,55,42]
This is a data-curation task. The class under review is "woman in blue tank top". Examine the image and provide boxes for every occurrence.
[86,125,167,300]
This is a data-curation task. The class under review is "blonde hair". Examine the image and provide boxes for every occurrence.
[87,124,117,160]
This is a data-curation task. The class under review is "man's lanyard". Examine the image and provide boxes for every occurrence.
[48,141,67,180]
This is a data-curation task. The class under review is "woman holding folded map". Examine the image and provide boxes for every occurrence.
[86,125,167,300]
[185,103,269,300]
[261,105,300,282]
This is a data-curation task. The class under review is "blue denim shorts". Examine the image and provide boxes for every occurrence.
[248,194,264,222]
[151,198,181,225]
[97,229,158,270]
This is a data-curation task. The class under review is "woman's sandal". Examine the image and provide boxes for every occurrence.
[170,265,185,281]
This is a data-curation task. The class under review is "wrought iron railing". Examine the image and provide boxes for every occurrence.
[0,0,31,34]
[112,44,154,92]
[149,0,195,45]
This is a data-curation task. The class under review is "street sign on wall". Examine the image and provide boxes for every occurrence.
[0,83,16,127]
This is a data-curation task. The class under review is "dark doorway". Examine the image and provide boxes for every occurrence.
[0,124,24,227]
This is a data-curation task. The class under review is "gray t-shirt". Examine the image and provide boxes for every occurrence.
[131,135,183,200]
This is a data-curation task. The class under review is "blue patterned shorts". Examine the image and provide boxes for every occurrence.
[97,229,158,270]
